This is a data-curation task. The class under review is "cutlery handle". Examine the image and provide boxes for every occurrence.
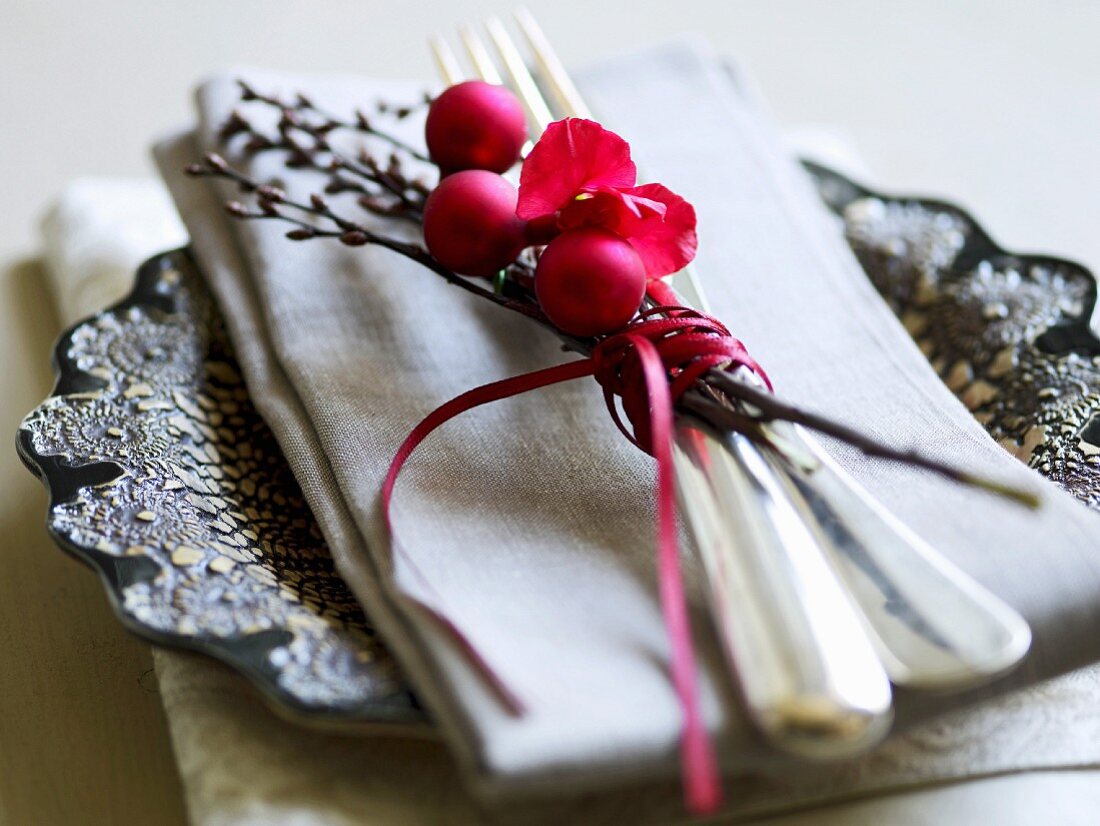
[773,422,1031,689]
[673,420,892,758]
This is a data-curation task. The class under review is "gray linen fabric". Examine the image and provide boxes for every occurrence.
[156,39,1100,801]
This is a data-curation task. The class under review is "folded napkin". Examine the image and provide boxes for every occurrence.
[152,39,1100,811]
[41,178,187,322]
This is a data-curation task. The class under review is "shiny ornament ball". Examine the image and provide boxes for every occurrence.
[422,170,528,277]
[425,81,528,174]
[535,229,647,336]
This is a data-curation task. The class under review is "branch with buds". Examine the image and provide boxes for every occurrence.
[185,84,1039,508]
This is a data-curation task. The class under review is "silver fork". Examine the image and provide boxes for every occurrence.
[430,12,1031,757]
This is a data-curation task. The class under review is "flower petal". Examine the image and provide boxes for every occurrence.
[618,183,698,279]
[517,119,637,220]
[556,190,622,232]
[617,190,666,220]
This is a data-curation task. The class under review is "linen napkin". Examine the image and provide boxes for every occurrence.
[153,39,1100,807]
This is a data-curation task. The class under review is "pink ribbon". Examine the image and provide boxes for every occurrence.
[383,300,768,815]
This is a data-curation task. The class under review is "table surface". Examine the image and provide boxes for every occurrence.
[3,2,1100,824]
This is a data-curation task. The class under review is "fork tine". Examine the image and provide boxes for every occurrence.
[459,24,504,85]
[484,16,554,133]
[505,10,710,307]
[429,34,464,86]
[513,8,592,120]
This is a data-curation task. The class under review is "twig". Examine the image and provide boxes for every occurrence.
[186,153,546,324]
[681,386,1039,507]
[187,83,1037,509]
[220,95,430,221]
[238,79,431,162]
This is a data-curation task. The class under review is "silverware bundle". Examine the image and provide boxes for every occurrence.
[430,10,1031,760]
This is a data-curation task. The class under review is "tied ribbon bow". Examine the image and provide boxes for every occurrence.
[383,301,769,815]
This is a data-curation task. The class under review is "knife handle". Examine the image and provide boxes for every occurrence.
[770,421,1032,689]
[673,421,893,758]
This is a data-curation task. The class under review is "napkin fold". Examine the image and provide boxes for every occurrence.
[40,178,187,322]
[152,39,1100,807]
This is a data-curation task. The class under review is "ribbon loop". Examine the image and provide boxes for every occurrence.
[591,307,769,453]
[384,301,770,816]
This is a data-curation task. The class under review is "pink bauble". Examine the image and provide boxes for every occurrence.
[426,81,528,174]
[423,170,527,277]
[535,229,646,336]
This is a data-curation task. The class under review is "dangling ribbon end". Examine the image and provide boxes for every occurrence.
[402,592,529,717]
[384,361,596,720]
[682,730,724,816]
[385,310,759,812]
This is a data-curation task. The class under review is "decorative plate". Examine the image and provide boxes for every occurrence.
[806,161,1100,510]
[17,249,424,728]
[19,168,1100,724]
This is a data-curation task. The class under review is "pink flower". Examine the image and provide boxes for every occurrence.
[517,119,697,280]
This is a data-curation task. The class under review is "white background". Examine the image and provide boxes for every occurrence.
[3,1,1099,267]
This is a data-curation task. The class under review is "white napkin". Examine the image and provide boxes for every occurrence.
[40,178,186,324]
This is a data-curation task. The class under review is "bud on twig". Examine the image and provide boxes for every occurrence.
[340,230,370,246]
[204,152,229,172]
[256,185,285,203]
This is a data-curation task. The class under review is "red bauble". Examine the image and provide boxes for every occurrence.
[534,229,646,337]
[423,170,527,277]
[426,81,528,174]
